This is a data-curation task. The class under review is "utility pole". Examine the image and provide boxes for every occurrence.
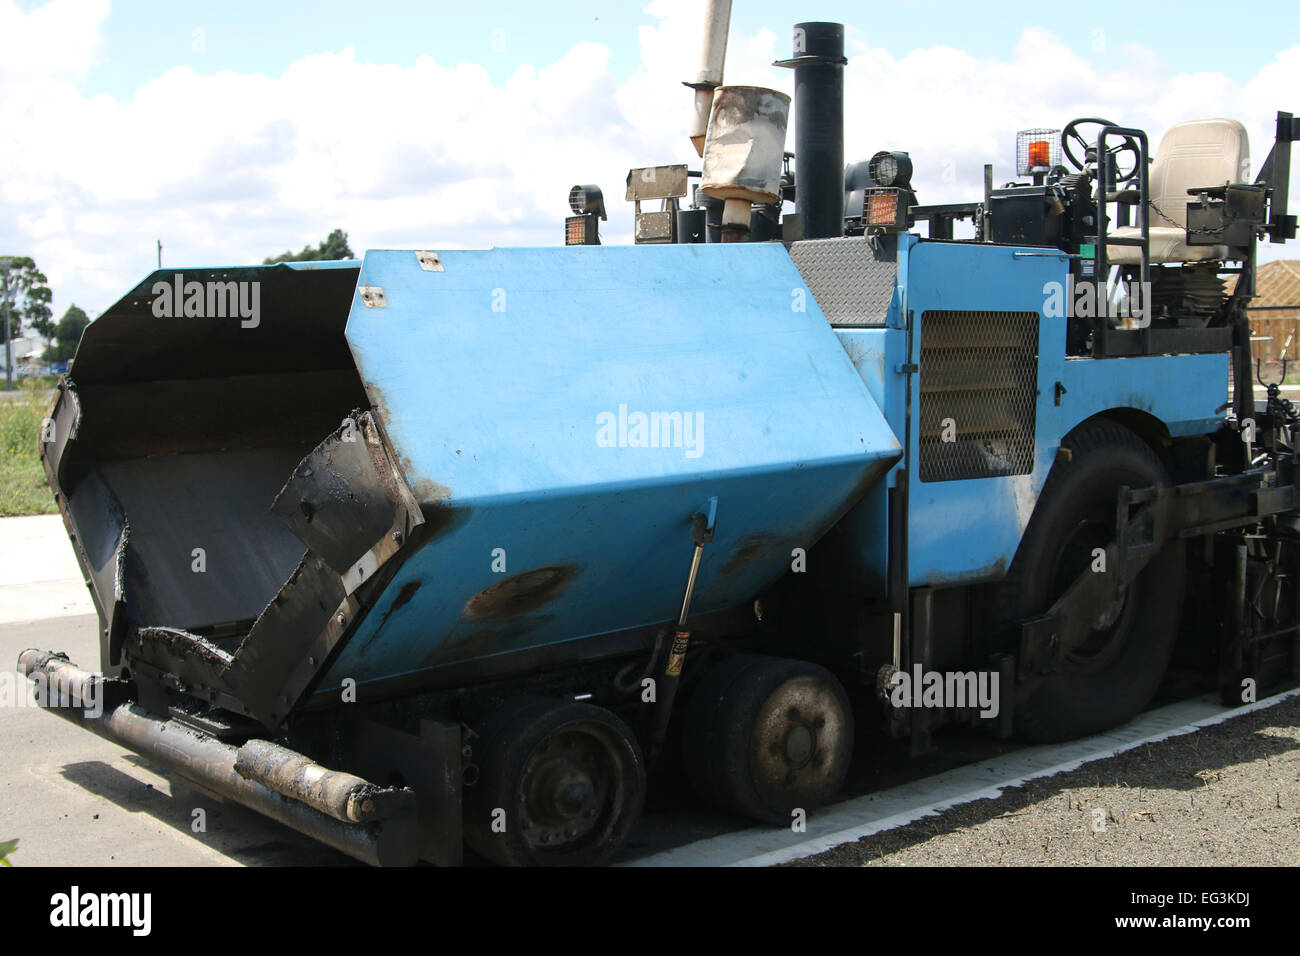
[1,257,12,393]
[157,239,162,269]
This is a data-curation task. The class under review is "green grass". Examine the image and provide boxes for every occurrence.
[0,382,56,516]
[10,374,57,390]
[0,838,16,866]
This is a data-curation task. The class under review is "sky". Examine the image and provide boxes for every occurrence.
[2,0,1299,320]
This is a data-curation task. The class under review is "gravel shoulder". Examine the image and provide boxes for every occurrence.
[788,694,1300,866]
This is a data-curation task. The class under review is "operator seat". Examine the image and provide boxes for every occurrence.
[1108,118,1249,264]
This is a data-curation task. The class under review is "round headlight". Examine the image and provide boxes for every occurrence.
[868,150,912,188]
[568,184,606,219]
[569,185,588,216]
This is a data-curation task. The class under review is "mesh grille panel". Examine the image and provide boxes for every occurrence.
[919,311,1039,482]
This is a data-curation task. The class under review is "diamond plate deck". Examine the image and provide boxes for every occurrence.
[789,237,899,327]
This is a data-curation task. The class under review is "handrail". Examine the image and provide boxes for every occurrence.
[1093,126,1150,354]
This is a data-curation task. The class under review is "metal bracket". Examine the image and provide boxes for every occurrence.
[1017,471,1296,683]
[416,250,444,272]
[340,518,413,597]
[692,496,718,544]
[359,286,387,308]
[351,717,463,866]
[1018,485,1164,680]
[341,549,381,595]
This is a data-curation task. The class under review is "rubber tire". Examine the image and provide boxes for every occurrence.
[682,654,854,826]
[463,697,646,867]
[994,419,1185,742]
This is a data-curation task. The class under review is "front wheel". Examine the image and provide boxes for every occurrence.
[463,698,645,866]
[993,420,1185,742]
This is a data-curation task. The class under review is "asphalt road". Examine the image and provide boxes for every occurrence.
[0,515,355,866]
[3,514,1297,868]
[0,516,760,866]
[0,613,356,867]
[0,514,1014,867]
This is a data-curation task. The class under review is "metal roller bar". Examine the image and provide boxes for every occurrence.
[18,649,419,867]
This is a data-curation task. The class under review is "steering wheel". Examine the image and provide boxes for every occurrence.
[1061,117,1142,183]
[1044,164,1072,185]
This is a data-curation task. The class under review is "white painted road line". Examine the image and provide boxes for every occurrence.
[629,686,1300,867]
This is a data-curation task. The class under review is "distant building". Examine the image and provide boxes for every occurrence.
[1247,260,1300,363]
[0,334,48,373]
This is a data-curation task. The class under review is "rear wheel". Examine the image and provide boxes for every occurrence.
[463,698,645,866]
[683,654,854,825]
[994,419,1185,741]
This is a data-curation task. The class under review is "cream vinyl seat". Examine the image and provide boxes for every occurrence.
[1108,118,1249,264]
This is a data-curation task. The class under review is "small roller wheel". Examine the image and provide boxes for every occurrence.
[683,654,854,826]
[463,697,645,866]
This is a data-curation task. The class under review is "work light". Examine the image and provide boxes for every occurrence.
[568,185,607,220]
[566,185,606,246]
[862,187,909,232]
[565,215,600,246]
[868,150,912,188]
[1016,129,1062,177]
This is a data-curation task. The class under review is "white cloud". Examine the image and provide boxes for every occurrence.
[0,0,107,84]
[843,28,1297,202]
[1,0,1298,318]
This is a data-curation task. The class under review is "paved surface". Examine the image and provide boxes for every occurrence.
[2,514,1297,867]
[0,515,354,867]
[0,515,92,625]
[1,614,355,867]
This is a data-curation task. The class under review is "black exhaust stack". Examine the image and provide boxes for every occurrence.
[777,22,847,240]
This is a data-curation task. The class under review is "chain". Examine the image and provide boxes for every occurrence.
[1269,384,1300,427]
[1146,201,1182,229]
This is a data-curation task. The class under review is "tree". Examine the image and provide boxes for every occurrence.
[0,256,54,339]
[263,229,355,264]
[44,305,90,363]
